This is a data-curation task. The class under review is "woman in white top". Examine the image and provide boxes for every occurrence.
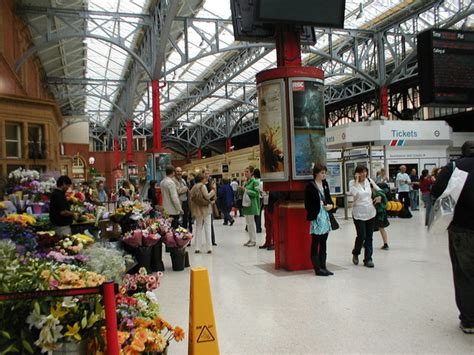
[349,165,381,268]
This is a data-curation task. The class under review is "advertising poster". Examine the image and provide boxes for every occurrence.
[326,162,342,194]
[290,79,326,180]
[258,80,288,181]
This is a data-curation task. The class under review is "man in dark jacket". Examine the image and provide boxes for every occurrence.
[432,141,474,334]
[217,179,235,226]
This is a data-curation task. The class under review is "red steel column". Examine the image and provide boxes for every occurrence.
[226,137,232,152]
[126,120,134,163]
[102,282,119,355]
[197,148,202,160]
[187,151,191,163]
[151,80,162,151]
[380,86,389,117]
[275,26,302,67]
[113,138,120,169]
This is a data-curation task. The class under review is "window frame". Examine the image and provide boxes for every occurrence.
[5,122,22,159]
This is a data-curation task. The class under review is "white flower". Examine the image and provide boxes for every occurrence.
[34,315,64,353]
[26,307,46,330]
[61,297,79,308]
[146,291,159,304]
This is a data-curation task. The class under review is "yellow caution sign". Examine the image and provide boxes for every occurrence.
[188,268,220,355]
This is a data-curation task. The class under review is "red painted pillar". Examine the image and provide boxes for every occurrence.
[113,138,120,169]
[275,25,302,67]
[102,282,119,355]
[226,137,232,152]
[187,151,191,163]
[126,120,134,163]
[151,80,162,151]
[380,86,389,117]
[197,148,202,160]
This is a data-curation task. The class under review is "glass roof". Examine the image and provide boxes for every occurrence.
[19,0,472,135]
[84,0,149,114]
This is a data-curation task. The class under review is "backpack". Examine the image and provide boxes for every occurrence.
[190,184,211,207]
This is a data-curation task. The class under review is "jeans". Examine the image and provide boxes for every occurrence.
[194,214,212,252]
[409,189,419,210]
[399,191,410,209]
[254,206,262,233]
[352,218,375,263]
[181,200,189,228]
[448,225,474,327]
[311,233,329,267]
[222,206,234,225]
[245,215,257,243]
[421,193,433,226]
[264,207,274,246]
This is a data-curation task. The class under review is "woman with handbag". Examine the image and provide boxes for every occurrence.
[349,165,381,268]
[189,173,215,254]
[240,166,261,247]
[304,164,336,276]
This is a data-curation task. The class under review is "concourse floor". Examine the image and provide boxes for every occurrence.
[156,209,474,354]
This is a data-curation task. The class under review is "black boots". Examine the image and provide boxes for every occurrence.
[311,255,333,276]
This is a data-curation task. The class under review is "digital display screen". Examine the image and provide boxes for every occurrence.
[257,0,345,28]
[418,29,474,106]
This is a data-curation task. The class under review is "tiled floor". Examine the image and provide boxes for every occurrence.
[156,209,474,354]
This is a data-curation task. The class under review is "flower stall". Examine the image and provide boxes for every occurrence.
[0,168,192,354]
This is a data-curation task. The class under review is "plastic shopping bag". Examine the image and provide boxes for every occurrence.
[428,195,455,233]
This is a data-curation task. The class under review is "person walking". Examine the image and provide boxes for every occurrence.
[349,165,381,268]
[396,165,411,210]
[160,165,183,228]
[432,141,474,334]
[203,169,217,246]
[173,167,189,228]
[217,179,235,226]
[49,175,76,237]
[419,169,434,226]
[304,164,335,276]
[373,185,390,250]
[189,173,215,254]
[240,166,260,247]
[409,168,420,210]
[253,168,263,233]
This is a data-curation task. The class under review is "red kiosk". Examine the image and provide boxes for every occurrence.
[256,36,327,271]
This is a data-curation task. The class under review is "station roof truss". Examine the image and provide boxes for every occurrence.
[15,0,474,156]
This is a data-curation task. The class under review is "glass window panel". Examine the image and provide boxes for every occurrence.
[6,142,19,158]
[5,123,19,140]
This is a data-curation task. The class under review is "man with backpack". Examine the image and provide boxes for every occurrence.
[432,141,474,334]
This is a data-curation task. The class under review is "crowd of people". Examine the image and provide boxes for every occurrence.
[47,141,473,334]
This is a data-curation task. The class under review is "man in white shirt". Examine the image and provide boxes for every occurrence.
[160,165,183,228]
[396,165,411,210]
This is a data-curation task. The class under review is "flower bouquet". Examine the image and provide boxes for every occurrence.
[121,267,163,295]
[162,226,193,249]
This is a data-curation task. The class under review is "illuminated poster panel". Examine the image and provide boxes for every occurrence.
[257,79,288,182]
[289,78,326,180]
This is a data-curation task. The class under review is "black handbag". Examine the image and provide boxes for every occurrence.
[328,212,339,231]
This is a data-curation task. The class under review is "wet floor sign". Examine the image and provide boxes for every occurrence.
[188,268,219,355]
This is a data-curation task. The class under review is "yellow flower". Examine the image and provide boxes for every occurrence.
[50,304,68,319]
[65,322,82,341]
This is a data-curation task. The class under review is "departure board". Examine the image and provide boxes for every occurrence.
[417,29,474,106]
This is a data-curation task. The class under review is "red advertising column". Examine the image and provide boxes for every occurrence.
[380,86,389,117]
[126,120,134,163]
[197,148,202,160]
[257,26,326,271]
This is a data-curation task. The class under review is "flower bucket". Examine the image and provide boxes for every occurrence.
[134,246,153,273]
[52,340,88,355]
[32,203,43,215]
[170,248,185,271]
[151,242,165,272]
